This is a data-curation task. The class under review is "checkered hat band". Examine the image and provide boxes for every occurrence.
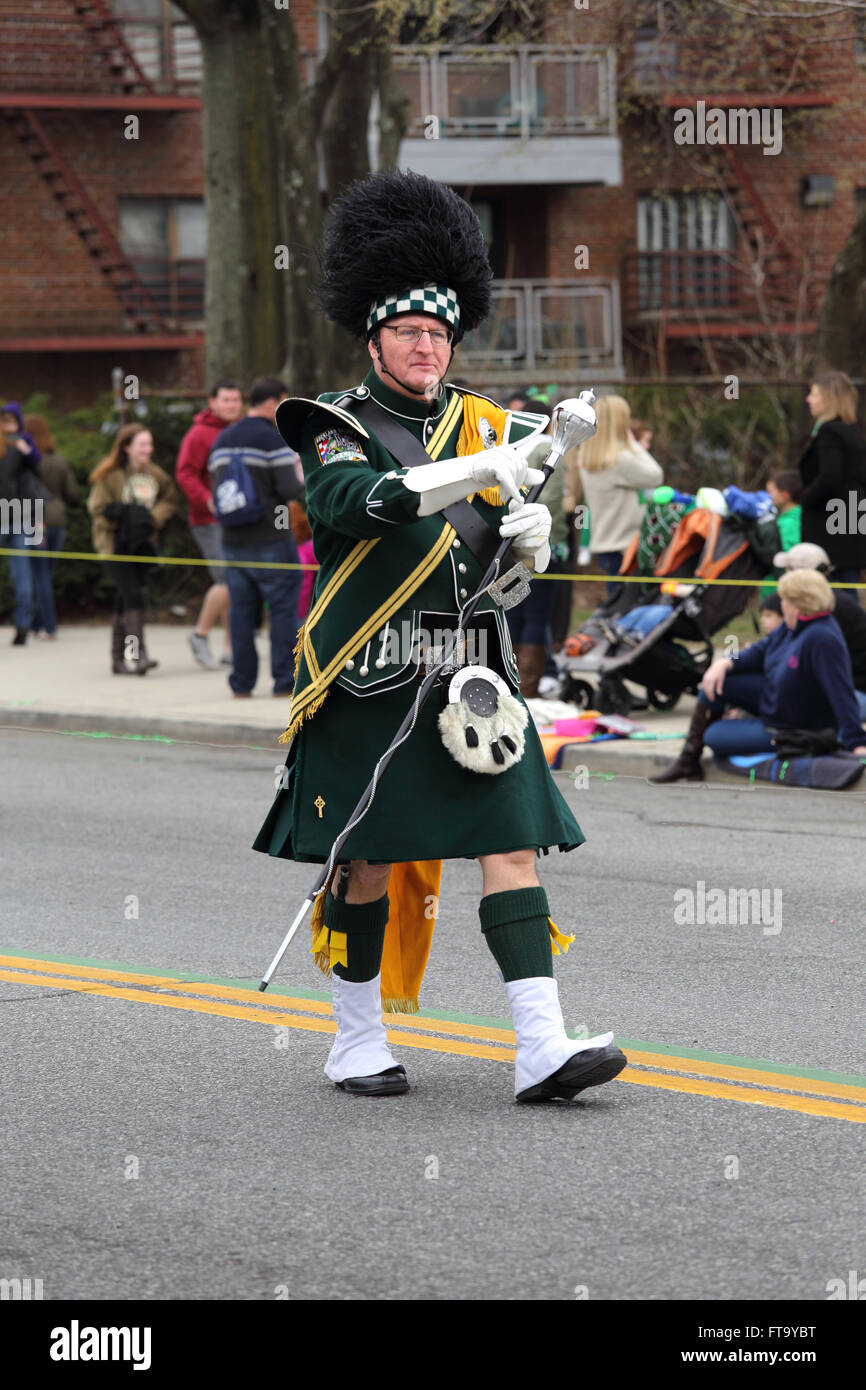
[366,284,461,334]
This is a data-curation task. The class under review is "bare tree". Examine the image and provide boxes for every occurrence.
[814,206,866,397]
[173,0,410,393]
[173,0,534,393]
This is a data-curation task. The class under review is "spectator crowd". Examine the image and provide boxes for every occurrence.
[2,371,865,762]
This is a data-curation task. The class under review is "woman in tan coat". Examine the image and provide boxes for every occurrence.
[569,394,663,596]
[88,423,178,674]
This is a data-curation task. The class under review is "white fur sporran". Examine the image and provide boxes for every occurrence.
[437,665,528,775]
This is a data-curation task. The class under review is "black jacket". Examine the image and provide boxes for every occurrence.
[0,441,46,505]
[798,418,866,569]
[833,592,866,691]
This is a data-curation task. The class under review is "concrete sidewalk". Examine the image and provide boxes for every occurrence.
[0,620,704,774]
[1,622,290,749]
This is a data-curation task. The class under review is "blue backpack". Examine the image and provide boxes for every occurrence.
[214,450,264,527]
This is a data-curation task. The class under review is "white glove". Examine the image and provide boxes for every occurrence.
[400,444,544,517]
[499,499,552,574]
[466,444,544,503]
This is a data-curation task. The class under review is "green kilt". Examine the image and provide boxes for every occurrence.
[252,681,585,865]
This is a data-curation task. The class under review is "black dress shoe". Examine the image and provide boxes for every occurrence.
[516,1045,627,1103]
[335,1064,409,1096]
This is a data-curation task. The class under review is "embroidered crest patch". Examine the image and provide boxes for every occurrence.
[314,429,367,467]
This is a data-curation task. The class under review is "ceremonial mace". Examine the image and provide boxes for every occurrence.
[258,391,598,992]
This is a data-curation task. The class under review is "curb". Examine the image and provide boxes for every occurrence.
[2,706,706,776]
[0,708,287,749]
[553,740,728,782]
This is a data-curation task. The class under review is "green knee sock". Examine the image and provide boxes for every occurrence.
[479,887,554,982]
[324,891,389,983]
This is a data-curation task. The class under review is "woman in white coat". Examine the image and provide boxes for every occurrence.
[573,394,663,595]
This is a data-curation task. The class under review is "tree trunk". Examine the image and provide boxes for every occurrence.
[813,207,866,408]
[175,0,411,396]
[310,0,410,382]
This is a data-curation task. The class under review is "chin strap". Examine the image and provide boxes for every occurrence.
[370,332,453,403]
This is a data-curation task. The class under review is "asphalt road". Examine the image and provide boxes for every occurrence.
[1,728,864,1301]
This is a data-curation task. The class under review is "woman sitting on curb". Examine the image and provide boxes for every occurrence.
[650,569,866,783]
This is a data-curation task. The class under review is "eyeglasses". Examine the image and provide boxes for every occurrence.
[381,324,453,346]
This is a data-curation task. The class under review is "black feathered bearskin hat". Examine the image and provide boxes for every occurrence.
[315,169,492,344]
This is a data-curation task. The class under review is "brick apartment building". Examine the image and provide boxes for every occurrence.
[2,0,865,408]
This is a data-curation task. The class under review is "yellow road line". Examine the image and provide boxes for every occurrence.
[622,1069,866,1124]
[5,966,866,1123]
[0,956,515,1040]
[0,969,513,1061]
[0,954,333,1015]
[623,1048,866,1105]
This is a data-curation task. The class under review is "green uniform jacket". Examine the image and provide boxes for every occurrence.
[253,369,586,865]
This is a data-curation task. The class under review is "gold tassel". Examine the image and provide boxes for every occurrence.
[293,621,306,676]
[310,892,331,976]
[548,916,575,957]
[279,687,330,744]
[382,995,420,1015]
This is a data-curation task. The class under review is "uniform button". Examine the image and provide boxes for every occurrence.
[458,562,467,574]
[345,659,355,670]
[359,665,369,676]
[452,539,461,549]
[459,588,468,599]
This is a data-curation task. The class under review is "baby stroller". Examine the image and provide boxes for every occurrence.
[559,506,781,715]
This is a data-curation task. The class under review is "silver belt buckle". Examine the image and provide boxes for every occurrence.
[487,561,533,610]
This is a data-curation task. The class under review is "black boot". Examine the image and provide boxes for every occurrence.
[649,701,717,783]
[124,609,158,675]
[12,627,28,646]
[111,613,133,674]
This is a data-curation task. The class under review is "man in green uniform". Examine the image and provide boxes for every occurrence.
[254,170,626,1103]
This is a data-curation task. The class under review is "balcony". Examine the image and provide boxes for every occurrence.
[1,20,620,183]
[460,278,622,373]
[393,45,615,138]
[390,45,621,185]
[621,251,814,338]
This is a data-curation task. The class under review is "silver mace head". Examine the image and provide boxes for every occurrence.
[548,390,597,464]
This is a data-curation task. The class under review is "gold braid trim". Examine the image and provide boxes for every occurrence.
[283,521,455,739]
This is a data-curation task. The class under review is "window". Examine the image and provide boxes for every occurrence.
[118,198,206,323]
[856,13,866,60]
[111,0,201,87]
[467,197,507,277]
[636,192,737,310]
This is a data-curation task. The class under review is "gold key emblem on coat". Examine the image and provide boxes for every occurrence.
[314,795,326,819]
